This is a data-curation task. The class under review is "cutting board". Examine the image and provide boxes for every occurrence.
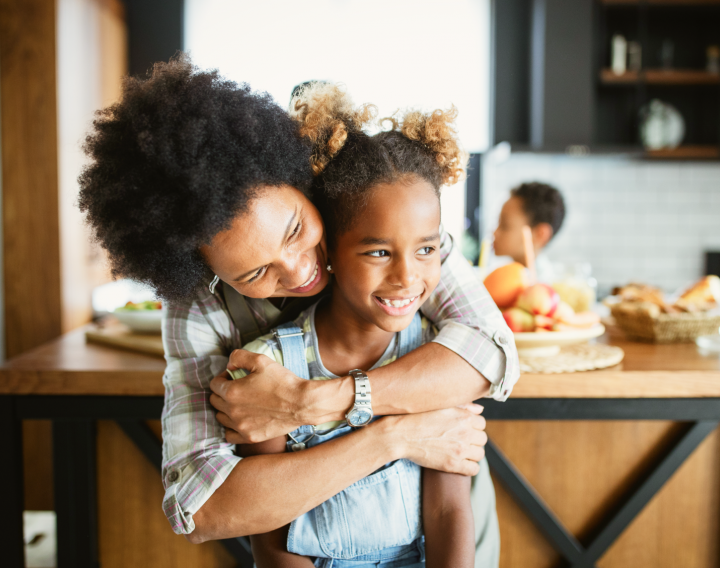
[85,323,165,358]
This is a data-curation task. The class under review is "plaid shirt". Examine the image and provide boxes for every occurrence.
[160,229,519,534]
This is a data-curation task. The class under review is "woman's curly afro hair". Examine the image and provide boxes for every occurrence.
[78,54,312,301]
[290,83,467,247]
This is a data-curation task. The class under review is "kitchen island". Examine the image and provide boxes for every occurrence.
[1,325,719,568]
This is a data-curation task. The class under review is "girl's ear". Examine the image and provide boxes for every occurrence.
[326,262,333,273]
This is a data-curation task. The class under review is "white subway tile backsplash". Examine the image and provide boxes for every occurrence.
[483,154,720,292]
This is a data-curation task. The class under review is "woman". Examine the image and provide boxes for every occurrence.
[78,56,518,564]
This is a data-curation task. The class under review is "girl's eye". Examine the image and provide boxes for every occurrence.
[367,250,389,257]
[247,266,266,283]
[418,246,435,256]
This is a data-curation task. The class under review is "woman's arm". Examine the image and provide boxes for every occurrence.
[188,406,487,542]
[238,438,315,568]
[212,229,519,445]
[423,469,474,568]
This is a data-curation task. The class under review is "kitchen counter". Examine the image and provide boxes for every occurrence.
[2,324,718,398]
[2,325,720,568]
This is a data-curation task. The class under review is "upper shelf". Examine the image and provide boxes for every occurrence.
[600,68,720,84]
[601,0,720,5]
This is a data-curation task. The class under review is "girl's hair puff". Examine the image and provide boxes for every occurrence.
[290,83,376,175]
[292,83,468,246]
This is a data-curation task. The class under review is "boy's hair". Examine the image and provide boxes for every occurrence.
[511,182,566,239]
[78,54,313,301]
[290,83,467,246]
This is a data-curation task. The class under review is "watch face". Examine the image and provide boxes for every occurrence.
[348,409,372,426]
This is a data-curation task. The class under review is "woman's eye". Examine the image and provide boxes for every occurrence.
[290,222,302,239]
[247,266,266,283]
[367,250,389,257]
[418,246,435,256]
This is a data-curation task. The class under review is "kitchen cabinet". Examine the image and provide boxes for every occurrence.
[491,0,720,157]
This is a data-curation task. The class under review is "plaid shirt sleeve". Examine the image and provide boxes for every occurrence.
[160,287,242,535]
[420,228,520,401]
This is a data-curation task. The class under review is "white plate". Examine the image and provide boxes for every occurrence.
[513,324,605,357]
[113,309,163,333]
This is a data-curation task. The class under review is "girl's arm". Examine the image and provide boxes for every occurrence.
[212,229,519,445]
[422,469,474,568]
[239,439,315,568]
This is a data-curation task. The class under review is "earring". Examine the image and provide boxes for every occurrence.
[326,263,332,272]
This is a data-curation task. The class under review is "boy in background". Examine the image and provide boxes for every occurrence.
[493,182,566,282]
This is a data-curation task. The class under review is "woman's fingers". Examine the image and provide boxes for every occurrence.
[457,402,484,414]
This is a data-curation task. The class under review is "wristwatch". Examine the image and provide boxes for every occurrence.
[345,369,373,427]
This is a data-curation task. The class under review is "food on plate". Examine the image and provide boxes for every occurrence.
[116,300,162,311]
[610,276,719,314]
[515,284,559,317]
[486,269,599,333]
[503,307,535,332]
[483,262,529,308]
[675,275,720,311]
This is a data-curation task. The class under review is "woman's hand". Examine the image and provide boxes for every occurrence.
[384,404,487,476]
[210,349,306,444]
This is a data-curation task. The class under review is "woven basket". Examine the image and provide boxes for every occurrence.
[611,305,720,343]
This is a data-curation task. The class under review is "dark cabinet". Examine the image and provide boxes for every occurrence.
[492,0,720,157]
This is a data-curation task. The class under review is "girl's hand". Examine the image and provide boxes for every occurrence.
[382,404,487,476]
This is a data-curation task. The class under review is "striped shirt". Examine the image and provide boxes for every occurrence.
[160,229,519,535]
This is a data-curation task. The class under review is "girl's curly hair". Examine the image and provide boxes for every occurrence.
[78,54,312,301]
[290,83,467,246]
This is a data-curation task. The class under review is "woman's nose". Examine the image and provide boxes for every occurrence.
[278,253,312,288]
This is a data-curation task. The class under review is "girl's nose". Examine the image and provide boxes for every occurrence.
[391,256,418,288]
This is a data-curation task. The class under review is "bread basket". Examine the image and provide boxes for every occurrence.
[611,304,720,343]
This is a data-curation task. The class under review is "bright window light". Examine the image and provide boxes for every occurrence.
[185,0,491,243]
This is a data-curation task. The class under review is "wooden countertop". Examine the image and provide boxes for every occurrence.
[0,325,719,398]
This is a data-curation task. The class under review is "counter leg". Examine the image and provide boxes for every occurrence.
[0,396,25,568]
[53,420,99,568]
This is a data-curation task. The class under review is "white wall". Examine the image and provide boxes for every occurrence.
[483,154,720,294]
[185,0,491,245]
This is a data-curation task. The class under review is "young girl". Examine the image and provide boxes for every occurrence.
[231,84,475,568]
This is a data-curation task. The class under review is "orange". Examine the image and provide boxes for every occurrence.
[483,262,528,308]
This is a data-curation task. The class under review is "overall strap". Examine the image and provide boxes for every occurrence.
[273,322,310,380]
[222,282,262,344]
[397,312,424,358]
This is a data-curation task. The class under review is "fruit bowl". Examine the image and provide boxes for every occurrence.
[513,324,605,357]
[113,307,163,333]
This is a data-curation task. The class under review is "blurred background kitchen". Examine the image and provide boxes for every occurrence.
[1,1,719,568]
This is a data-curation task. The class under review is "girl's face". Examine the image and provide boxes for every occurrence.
[329,177,442,333]
[201,185,330,299]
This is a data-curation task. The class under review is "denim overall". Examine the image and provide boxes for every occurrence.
[272,313,426,567]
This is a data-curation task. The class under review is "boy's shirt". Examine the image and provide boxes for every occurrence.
[229,300,438,430]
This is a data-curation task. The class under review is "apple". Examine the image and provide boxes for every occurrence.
[534,314,555,331]
[503,307,535,332]
[515,284,560,317]
[553,311,601,330]
[554,301,575,324]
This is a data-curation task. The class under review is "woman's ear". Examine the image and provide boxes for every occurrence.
[532,222,554,250]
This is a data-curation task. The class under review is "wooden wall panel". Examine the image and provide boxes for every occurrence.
[1,0,62,513]
[488,421,720,568]
[0,0,62,358]
[97,421,236,568]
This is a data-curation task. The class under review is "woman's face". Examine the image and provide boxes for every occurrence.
[201,185,330,299]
